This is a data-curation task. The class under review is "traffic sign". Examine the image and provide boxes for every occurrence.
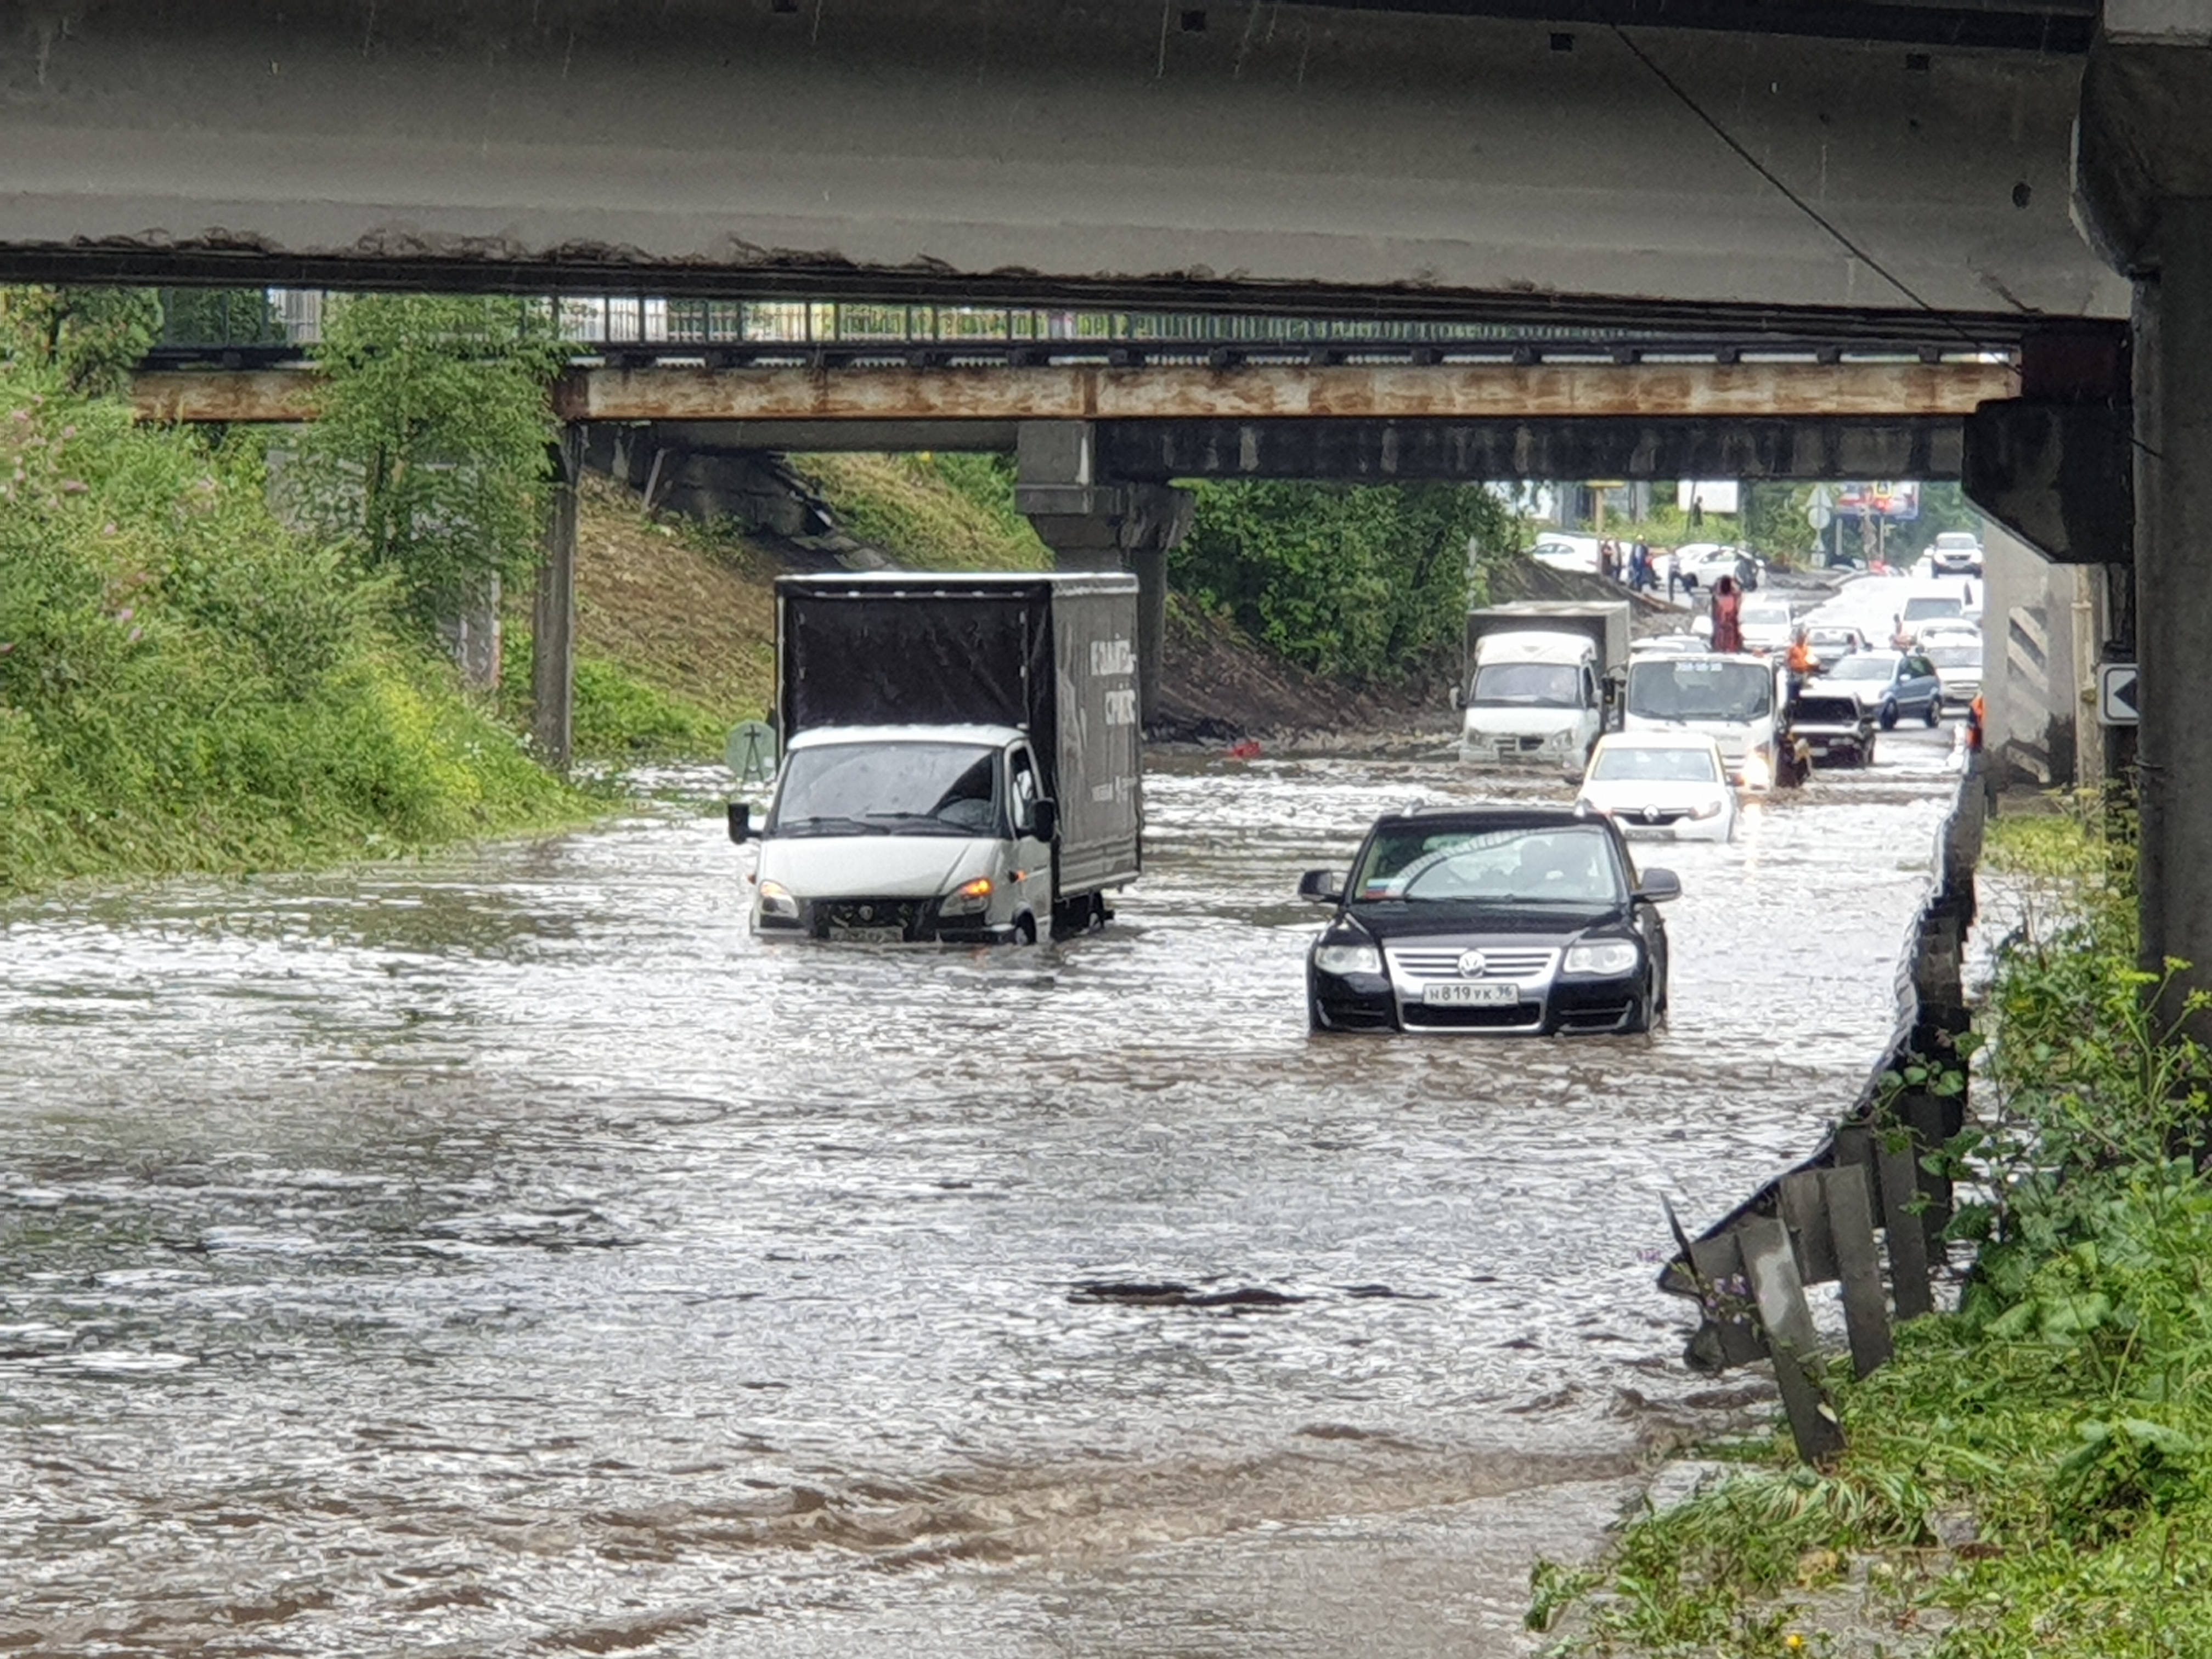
[1808,504,1834,532]
[1808,484,1835,511]
[2097,662,2140,726]
[726,719,780,785]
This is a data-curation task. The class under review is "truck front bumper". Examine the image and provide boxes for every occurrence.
[757,896,1016,944]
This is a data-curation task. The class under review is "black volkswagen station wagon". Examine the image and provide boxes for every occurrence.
[1299,805,1678,1036]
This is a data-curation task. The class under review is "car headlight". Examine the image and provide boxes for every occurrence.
[1313,943,1383,977]
[758,880,799,921]
[1688,799,1723,819]
[1564,940,1640,976]
[940,876,995,917]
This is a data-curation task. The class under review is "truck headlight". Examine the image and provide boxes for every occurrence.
[1564,941,1640,975]
[758,880,799,921]
[940,876,995,917]
[1741,744,1773,790]
[1313,943,1383,977]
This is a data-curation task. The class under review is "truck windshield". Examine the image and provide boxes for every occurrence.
[1353,823,1624,905]
[1472,663,1581,707]
[1626,660,1772,723]
[770,742,1001,837]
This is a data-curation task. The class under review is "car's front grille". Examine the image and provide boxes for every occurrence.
[819,899,925,938]
[1387,946,1558,985]
[1400,1001,1544,1031]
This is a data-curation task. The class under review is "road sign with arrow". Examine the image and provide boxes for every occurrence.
[2098,662,2140,726]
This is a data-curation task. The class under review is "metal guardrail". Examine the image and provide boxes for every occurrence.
[1658,762,1985,1461]
[147,289,2021,373]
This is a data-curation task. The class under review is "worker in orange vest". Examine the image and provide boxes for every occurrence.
[1967,692,1986,752]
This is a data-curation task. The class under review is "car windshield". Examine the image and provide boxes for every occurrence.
[770,741,1000,836]
[1590,745,1720,783]
[1829,656,1898,680]
[1809,631,1857,648]
[1472,662,1581,707]
[1626,659,1773,723]
[1926,644,1983,668]
[1352,823,1626,906]
[1902,597,1963,620]
[1741,607,1791,629]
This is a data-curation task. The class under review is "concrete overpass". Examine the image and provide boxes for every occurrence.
[14,0,2212,1014]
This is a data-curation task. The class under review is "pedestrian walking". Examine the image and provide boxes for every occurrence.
[1600,538,1621,583]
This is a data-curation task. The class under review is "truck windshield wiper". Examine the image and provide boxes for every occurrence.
[777,815,889,836]
[862,811,981,836]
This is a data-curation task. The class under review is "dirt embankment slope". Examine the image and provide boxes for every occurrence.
[572,464,1654,749]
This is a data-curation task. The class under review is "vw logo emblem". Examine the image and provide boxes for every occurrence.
[1456,950,1488,979]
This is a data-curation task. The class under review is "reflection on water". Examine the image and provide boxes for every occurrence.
[0,738,1957,1655]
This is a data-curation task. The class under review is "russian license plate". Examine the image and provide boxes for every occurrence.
[1422,981,1519,1007]
[828,926,904,944]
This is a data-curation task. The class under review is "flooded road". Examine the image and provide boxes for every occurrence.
[0,735,1959,1655]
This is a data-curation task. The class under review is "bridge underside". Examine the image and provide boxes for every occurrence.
[0,1,2121,331]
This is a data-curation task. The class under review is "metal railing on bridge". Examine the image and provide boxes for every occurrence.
[149,290,2014,372]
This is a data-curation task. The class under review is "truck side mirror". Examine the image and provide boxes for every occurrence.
[1298,868,1346,904]
[1448,683,1464,710]
[1030,798,1059,842]
[727,800,754,843]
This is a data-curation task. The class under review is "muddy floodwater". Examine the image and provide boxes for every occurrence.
[1,736,1959,1656]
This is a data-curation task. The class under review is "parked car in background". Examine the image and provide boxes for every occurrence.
[1923,636,1984,706]
[1300,805,1677,1036]
[1576,732,1737,842]
[1809,650,1945,730]
[1927,531,1985,577]
[1530,534,1604,575]
[1673,543,1763,591]
[1804,625,1869,669]
[1911,618,1981,650]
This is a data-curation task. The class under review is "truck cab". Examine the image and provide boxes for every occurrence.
[740,724,1056,943]
[1461,632,1605,775]
[1622,652,1785,790]
[1458,601,1630,779]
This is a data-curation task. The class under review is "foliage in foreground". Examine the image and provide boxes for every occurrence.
[1536,802,2212,1657]
[0,344,583,898]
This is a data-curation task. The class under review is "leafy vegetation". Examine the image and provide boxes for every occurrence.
[1536,800,2212,1657]
[0,295,588,898]
[1170,480,1521,683]
[291,294,567,639]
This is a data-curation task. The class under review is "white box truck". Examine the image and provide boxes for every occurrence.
[1456,601,1632,778]
[729,572,1143,943]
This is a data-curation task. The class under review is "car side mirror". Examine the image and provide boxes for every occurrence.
[727,800,754,844]
[1298,868,1346,904]
[1637,867,1682,904]
[1031,798,1059,842]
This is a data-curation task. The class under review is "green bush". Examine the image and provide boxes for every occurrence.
[1170,480,1520,683]
[0,351,583,896]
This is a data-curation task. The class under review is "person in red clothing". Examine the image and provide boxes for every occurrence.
[1709,574,1744,654]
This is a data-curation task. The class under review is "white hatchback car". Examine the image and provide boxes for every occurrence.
[1576,732,1738,843]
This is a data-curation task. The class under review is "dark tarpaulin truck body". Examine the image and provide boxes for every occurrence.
[776,572,1142,896]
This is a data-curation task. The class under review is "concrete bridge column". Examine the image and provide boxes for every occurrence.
[1014,421,1193,725]
[2076,25,2212,1030]
[531,426,584,774]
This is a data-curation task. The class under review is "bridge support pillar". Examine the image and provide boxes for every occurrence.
[2077,32,2212,1031]
[1014,421,1193,726]
[532,427,583,774]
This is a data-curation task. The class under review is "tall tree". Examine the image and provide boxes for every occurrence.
[292,295,565,638]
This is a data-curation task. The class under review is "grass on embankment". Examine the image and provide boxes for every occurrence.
[0,363,594,899]
[545,457,1053,761]
[1532,802,2212,1657]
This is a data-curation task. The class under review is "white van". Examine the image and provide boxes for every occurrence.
[1622,652,1785,789]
